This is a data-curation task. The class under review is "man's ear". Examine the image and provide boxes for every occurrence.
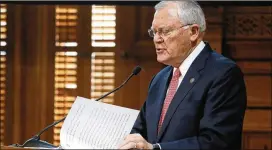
[189,24,200,42]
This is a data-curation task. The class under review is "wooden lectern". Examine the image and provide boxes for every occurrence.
[1,146,31,149]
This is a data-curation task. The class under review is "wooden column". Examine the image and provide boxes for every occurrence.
[5,5,55,145]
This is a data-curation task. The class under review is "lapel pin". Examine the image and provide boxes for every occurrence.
[190,78,195,83]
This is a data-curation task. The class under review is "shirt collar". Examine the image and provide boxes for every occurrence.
[173,41,205,76]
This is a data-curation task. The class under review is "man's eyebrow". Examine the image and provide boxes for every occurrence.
[151,26,169,30]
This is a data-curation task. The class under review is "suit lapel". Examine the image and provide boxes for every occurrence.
[157,43,212,141]
[157,68,200,141]
[150,67,173,142]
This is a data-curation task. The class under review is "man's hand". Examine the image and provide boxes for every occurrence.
[118,133,153,149]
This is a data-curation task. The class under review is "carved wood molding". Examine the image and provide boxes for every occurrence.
[225,7,272,39]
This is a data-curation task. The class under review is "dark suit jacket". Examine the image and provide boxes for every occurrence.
[131,43,247,150]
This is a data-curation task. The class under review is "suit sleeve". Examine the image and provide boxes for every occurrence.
[130,101,147,138]
[159,65,247,150]
[130,75,156,139]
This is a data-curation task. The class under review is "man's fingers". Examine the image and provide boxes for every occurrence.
[130,133,144,142]
[136,142,145,149]
[118,139,131,149]
[118,136,137,148]
[119,141,136,149]
[118,134,146,149]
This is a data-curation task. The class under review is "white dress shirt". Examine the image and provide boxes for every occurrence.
[172,41,205,88]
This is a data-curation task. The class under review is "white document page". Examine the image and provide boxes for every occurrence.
[60,96,139,149]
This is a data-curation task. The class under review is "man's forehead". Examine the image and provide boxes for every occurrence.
[152,13,181,29]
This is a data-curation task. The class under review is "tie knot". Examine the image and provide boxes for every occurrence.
[173,69,181,78]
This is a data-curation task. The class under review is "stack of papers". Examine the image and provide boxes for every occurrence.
[59,96,139,149]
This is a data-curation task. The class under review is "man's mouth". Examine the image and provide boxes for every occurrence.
[156,48,166,53]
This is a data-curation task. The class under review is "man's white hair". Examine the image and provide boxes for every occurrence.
[155,0,206,32]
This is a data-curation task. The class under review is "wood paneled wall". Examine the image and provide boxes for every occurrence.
[223,6,271,150]
[5,4,55,144]
[3,3,271,150]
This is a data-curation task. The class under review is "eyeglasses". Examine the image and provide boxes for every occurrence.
[147,24,190,38]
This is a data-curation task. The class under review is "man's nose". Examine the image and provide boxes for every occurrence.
[153,34,164,43]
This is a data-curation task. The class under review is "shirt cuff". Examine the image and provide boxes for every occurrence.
[157,143,162,149]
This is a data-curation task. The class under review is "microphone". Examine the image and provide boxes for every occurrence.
[96,65,141,101]
[9,66,142,148]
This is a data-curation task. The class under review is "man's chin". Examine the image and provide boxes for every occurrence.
[157,57,170,65]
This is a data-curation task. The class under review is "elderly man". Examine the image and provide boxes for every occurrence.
[119,1,247,150]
